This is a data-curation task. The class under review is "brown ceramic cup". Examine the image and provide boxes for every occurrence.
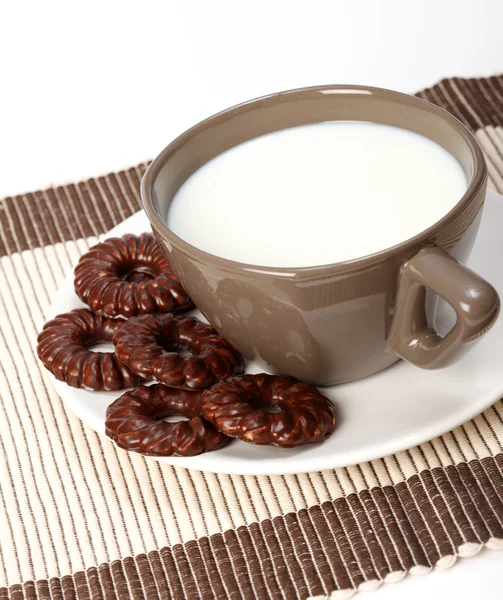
[141,85,500,386]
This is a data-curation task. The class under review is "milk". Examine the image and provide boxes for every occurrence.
[167,122,467,268]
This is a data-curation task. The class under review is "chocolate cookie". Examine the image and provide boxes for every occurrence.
[201,374,336,447]
[113,313,244,390]
[37,308,140,391]
[74,233,193,318]
[105,384,230,456]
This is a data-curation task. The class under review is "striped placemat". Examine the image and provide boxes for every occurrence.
[1,75,503,600]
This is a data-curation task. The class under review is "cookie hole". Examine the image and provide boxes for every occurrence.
[262,405,283,414]
[161,342,193,358]
[84,336,115,353]
[118,261,158,283]
[176,347,192,358]
[249,395,284,412]
[162,415,189,423]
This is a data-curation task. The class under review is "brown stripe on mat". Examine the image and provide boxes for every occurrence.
[0,165,147,256]
[1,455,502,599]
[418,75,503,130]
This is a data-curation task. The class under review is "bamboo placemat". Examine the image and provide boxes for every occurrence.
[1,75,503,600]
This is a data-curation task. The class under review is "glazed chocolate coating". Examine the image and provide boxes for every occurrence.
[37,308,141,391]
[113,314,244,390]
[74,233,193,318]
[105,384,229,456]
[201,374,336,447]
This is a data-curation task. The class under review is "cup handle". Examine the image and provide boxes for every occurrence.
[388,246,500,369]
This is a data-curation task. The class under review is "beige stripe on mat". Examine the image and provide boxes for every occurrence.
[1,76,503,600]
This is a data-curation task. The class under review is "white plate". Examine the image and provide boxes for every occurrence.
[50,189,503,475]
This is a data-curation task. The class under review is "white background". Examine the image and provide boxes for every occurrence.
[1,0,502,597]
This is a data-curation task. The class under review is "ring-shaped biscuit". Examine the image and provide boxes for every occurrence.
[74,233,193,318]
[201,374,336,447]
[37,308,140,391]
[105,384,230,456]
[113,314,244,390]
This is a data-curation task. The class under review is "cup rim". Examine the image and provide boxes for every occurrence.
[141,84,487,276]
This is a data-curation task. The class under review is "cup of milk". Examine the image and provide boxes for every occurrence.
[141,85,500,385]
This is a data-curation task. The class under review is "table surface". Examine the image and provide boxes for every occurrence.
[1,0,502,596]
